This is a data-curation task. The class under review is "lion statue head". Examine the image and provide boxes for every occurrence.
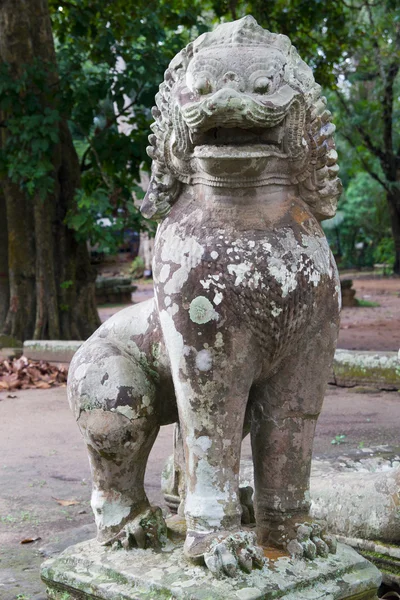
[141,16,341,222]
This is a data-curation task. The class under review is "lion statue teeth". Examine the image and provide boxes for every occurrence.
[68,15,341,577]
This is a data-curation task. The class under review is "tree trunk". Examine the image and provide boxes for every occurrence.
[0,0,100,341]
[1,178,36,340]
[0,189,9,330]
[387,188,400,276]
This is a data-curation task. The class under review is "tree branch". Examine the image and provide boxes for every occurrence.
[80,145,91,172]
[340,131,390,191]
[334,89,386,164]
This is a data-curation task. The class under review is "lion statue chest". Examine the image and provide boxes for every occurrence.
[153,183,340,376]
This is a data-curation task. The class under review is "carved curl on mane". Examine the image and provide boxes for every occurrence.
[141,16,341,221]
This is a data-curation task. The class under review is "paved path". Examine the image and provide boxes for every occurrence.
[0,385,399,599]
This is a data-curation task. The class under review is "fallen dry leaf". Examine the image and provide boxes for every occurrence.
[35,381,51,389]
[20,536,41,544]
[0,357,68,391]
[52,497,80,507]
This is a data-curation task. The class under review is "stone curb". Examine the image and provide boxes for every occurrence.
[19,342,400,390]
[336,536,400,589]
[331,349,400,390]
[23,340,83,364]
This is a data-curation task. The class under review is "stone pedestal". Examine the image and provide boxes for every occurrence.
[41,520,381,600]
[340,279,358,307]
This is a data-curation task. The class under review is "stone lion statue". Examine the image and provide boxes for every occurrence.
[68,16,341,577]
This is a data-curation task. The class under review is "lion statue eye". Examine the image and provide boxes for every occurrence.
[253,76,271,94]
[194,77,212,96]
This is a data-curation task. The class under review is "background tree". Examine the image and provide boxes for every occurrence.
[49,0,205,253]
[323,171,393,268]
[329,0,400,273]
[0,0,100,341]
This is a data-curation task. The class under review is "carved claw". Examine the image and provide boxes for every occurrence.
[107,506,168,551]
[287,521,336,560]
[199,531,265,578]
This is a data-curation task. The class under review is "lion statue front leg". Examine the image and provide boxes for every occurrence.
[157,301,266,575]
[250,316,339,560]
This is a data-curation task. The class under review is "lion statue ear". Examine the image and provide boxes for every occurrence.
[298,88,342,222]
[282,45,342,222]
[140,47,192,220]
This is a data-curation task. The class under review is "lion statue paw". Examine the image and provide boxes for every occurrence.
[286,522,337,560]
[184,530,265,577]
[104,506,168,551]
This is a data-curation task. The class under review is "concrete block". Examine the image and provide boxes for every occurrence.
[23,340,83,363]
[332,349,400,390]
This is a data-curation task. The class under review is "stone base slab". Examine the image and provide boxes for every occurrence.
[337,536,400,590]
[41,530,381,600]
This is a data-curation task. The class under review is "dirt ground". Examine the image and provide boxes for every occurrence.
[339,276,400,352]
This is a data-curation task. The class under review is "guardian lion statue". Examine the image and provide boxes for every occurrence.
[68,16,342,577]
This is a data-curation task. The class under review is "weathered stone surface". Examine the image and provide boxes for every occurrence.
[24,340,83,363]
[311,459,400,590]
[335,537,400,591]
[41,535,381,600]
[64,15,344,574]
[0,346,23,359]
[237,457,400,544]
[310,460,400,544]
[332,349,400,389]
[95,276,136,305]
[164,454,399,588]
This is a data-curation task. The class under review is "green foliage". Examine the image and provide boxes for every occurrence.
[331,434,346,445]
[373,237,395,267]
[0,1,207,251]
[323,172,392,269]
[49,0,207,249]
[1,0,398,262]
[0,61,60,199]
[129,256,145,279]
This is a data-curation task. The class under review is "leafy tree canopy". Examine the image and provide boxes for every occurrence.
[1,0,399,266]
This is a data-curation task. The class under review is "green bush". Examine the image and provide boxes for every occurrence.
[129,256,145,279]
